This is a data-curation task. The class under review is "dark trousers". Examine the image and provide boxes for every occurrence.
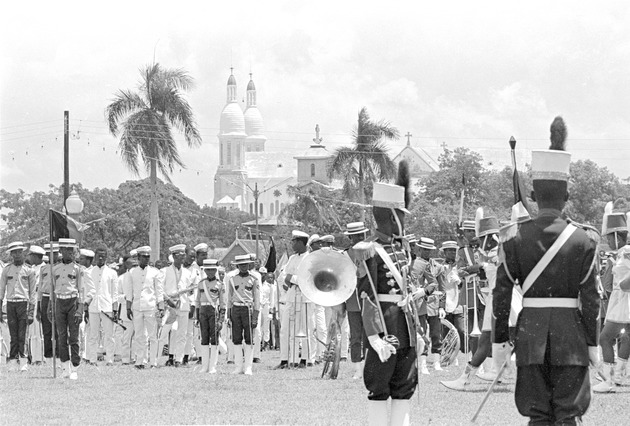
[40,297,58,358]
[364,345,417,401]
[231,305,252,345]
[427,315,442,354]
[199,305,219,346]
[516,348,590,425]
[7,301,28,360]
[347,311,364,363]
[55,297,80,366]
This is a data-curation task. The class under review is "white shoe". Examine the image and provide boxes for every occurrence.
[243,345,253,375]
[440,364,477,391]
[352,361,363,379]
[20,360,29,372]
[62,361,71,378]
[593,363,615,393]
[430,353,443,371]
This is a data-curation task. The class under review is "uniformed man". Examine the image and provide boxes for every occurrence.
[182,246,202,366]
[191,243,209,365]
[226,254,260,375]
[37,242,59,364]
[248,254,264,364]
[115,254,136,365]
[124,246,164,369]
[85,246,118,366]
[196,258,225,374]
[355,163,420,426]
[440,241,465,357]
[49,238,86,380]
[593,204,630,392]
[27,245,46,365]
[0,242,36,371]
[258,269,275,354]
[160,244,195,367]
[274,230,309,369]
[493,117,600,425]
[78,248,94,362]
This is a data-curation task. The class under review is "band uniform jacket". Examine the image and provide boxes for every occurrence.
[356,234,416,349]
[227,273,260,312]
[493,209,600,367]
[0,263,37,312]
[162,265,196,312]
[410,258,439,316]
[197,272,225,311]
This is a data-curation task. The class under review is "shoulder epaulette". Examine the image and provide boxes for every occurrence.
[567,218,600,237]
[499,221,525,243]
[352,241,378,262]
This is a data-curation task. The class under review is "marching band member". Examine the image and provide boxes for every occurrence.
[192,243,209,365]
[38,242,59,364]
[160,244,196,367]
[183,247,202,366]
[124,246,164,369]
[439,240,465,361]
[355,163,419,426]
[248,254,264,364]
[308,234,328,364]
[593,203,630,392]
[27,245,45,365]
[0,242,36,371]
[441,213,500,390]
[275,230,309,369]
[226,254,260,375]
[50,238,87,380]
[78,249,94,363]
[493,117,600,425]
[116,255,136,365]
[85,246,119,366]
[260,270,276,352]
[196,259,225,374]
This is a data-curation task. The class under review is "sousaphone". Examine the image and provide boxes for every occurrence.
[296,248,357,307]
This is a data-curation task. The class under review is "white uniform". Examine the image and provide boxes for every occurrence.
[124,265,164,367]
[185,263,202,361]
[159,265,195,363]
[28,263,44,363]
[114,272,135,363]
[85,264,119,363]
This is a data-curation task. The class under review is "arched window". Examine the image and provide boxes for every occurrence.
[259,203,263,216]
[310,163,316,177]
[270,203,274,216]
[249,203,253,214]
[275,200,279,214]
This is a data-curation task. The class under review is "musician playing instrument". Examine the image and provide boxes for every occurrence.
[355,163,420,426]
[226,254,260,375]
[439,241,466,358]
[123,246,164,369]
[493,117,600,425]
[196,259,225,374]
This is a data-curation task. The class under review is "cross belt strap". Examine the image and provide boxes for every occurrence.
[522,298,579,308]
[521,224,577,296]
[377,294,404,303]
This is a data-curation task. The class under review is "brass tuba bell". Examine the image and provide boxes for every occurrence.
[296,248,357,307]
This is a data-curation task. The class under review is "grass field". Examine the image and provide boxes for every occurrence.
[1,350,627,425]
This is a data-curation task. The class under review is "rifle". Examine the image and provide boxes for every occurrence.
[101,310,127,331]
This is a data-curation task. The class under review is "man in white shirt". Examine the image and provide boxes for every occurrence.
[85,247,119,366]
[115,254,136,364]
[124,246,164,369]
[159,244,195,367]
[27,245,46,365]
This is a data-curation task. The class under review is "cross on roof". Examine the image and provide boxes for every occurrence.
[405,132,412,146]
[313,124,322,144]
[441,141,448,150]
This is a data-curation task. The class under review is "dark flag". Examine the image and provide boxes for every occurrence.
[264,236,277,273]
[49,209,88,244]
[509,137,531,222]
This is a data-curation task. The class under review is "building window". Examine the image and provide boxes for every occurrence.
[310,163,316,177]
[220,144,223,165]
[275,200,279,214]
[259,203,263,215]
[270,203,274,216]
[281,202,285,210]
[249,203,253,214]
[227,143,232,165]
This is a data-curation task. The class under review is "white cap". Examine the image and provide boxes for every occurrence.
[372,182,409,214]
[259,266,268,274]
[308,234,321,246]
[292,230,309,240]
[234,254,253,265]
[80,249,95,258]
[169,244,186,254]
[58,238,77,248]
[7,241,26,252]
[418,238,436,250]
[440,241,458,250]
[136,246,151,256]
[194,243,209,253]
[202,259,219,269]
[29,245,46,256]
[344,222,368,235]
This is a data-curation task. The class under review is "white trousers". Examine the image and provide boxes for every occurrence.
[253,307,264,358]
[132,310,157,366]
[279,303,290,361]
[28,316,43,363]
[158,311,189,363]
[183,315,195,357]
[315,304,327,358]
[261,304,271,342]
[88,312,115,363]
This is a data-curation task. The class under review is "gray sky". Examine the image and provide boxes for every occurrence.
[2,0,629,207]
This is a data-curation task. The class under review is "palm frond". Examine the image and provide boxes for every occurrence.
[105,90,147,136]
[327,146,357,179]
[162,91,202,147]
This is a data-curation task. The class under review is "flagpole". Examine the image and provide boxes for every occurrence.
[458,173,465,227]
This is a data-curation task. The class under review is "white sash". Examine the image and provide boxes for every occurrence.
[521,224,577,296]
[374,245,405,290]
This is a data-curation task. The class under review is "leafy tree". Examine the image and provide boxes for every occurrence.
[105,63,202,261]
[328,107,399,220]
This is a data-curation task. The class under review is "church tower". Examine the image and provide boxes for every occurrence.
[294,125,333,184]
[244,73,267,153]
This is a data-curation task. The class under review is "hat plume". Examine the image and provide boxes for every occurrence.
[549,116,567,151]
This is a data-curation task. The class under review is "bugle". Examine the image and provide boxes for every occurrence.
[470,276,482,337]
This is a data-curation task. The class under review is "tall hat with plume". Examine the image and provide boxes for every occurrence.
[372,160,411,214]
[602,198,629,236]
[475,206,500,242]
[531,116,571,181]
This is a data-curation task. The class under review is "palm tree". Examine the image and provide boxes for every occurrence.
[328,107,399,221]
[106,63,202,261]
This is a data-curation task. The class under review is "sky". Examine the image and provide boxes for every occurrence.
[2,0,630,210]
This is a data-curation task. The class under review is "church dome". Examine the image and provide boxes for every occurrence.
[247,79,256,90]
[244,106,264,136]
[220,102,245,135]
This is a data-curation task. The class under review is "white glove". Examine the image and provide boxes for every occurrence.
[438,308,446,319]
[492,342,512,372]
[588,346,600,367]
[412,288,426,301]
[368,335,397,363]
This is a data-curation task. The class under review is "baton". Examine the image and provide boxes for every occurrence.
[471,356,511,423]
[101,311,127,331]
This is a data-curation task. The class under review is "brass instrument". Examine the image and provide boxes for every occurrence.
[440,318,461,367]
[470,275,482,337]
[296,248,357,307]
[321,317,342,379]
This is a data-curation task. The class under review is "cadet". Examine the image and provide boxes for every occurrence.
[493,117,600,425]
[196,259,225,374]
[37,242,59,364]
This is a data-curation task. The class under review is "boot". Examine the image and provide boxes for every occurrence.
[419,355,430,375]
[243,345,254,375]
[199,345,209,373]
[208,345,219,374]
[19,358,29,372]
[390,399,410,426]
[231,345,243,374]
[477,358,498,381]
[440,363,478,391]
[431,353,443,371]
[69,363,78,380]
[352,361,364,380]
[613,357,627,386]
[368,400,389,426]
[593,363,615,393]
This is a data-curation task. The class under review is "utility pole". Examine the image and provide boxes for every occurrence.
[64,111,69,209]
[254,182,260,260]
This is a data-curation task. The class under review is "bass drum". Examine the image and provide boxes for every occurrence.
[440,318,461,367]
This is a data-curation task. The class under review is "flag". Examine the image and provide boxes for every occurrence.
[512,169,530,213]
[264,236,277,273]
[49,209,88,244]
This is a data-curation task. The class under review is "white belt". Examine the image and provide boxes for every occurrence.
[7,298,27,302]
[233,302,251,307]
[377,294,403,303]
[199,302,216,307]
[56,294,78,300]
[522,298,578,308]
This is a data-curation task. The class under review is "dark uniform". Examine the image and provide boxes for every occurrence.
[493,209,600,424]
[410,257,438,357]
[358,231,418,401]
[197,273,225,346]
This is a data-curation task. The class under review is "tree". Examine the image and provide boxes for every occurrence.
[328,107,399,221]
[105,63,202,261]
